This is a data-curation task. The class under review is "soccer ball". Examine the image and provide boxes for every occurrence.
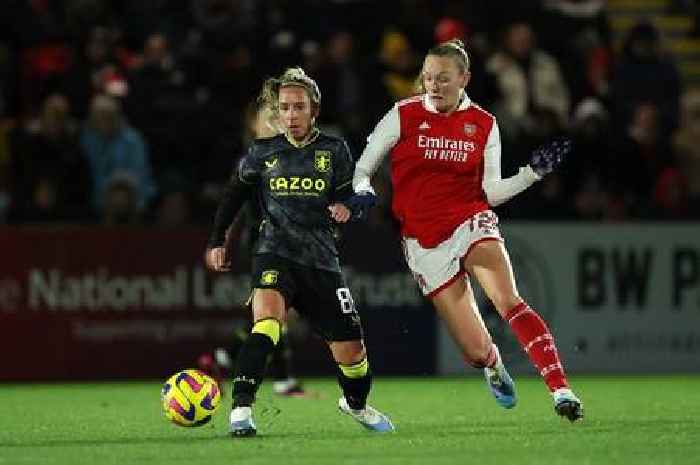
[161,369,221,427]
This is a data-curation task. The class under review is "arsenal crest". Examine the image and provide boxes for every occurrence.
[314,150,332,172]
[463,123,476,135]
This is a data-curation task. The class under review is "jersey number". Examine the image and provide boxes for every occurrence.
[336,288,356,314]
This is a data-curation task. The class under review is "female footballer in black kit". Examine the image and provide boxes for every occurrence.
[205,67,393,437]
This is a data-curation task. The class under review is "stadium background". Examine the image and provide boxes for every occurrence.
[1,0,699,381]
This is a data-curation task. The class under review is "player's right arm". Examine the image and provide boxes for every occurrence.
[205,146,261,272]
[352,104,400,195]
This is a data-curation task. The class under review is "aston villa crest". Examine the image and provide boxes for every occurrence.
[260,270,279,285]
[314,150,332,172]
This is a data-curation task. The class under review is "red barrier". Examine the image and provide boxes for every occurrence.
[0,227,257,380]
[0,225,435,380]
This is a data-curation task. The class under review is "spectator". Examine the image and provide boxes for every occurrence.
[8,94,92,222]
[126,32,194,173]
[364,29,420,121]
[101,173,141,225]
[538,0,612,104]
[567,98,613,217]
[81,94,156,213]
[61,26,123,119]
[652,167,692,220]
[486,21,571,146]
[610,22,681,139]
[152,173,194,227]
[316,31,364,150]
[673,89,700,205]
[611,102,674,217]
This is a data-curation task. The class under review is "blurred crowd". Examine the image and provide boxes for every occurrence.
[0,0,698,227]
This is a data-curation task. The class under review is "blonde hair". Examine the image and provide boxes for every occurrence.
[243,100,279,139]
[258,67,321,117]
[415,39,471,93]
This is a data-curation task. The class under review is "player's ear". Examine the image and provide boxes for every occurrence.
[461,71,471,89]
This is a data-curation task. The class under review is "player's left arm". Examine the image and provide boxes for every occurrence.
[329,140,374,223]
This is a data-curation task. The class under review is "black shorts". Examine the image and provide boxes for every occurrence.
[250,254,363,342]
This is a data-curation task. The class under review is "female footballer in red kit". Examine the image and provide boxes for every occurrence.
[352,39,582,421]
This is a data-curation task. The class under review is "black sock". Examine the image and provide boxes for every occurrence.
[232,333,275,407]
[337,366,372,410]
[268,332,293,381]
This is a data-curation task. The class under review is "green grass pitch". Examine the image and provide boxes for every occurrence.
[1,376,698,465]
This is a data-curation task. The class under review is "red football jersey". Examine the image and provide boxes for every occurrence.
[391,96,495,248]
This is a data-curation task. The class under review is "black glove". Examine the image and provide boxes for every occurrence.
[343,192,377,222]
[529,138,572,177]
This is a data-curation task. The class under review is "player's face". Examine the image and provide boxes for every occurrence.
[422,55,470,113]
[278,86,317,141]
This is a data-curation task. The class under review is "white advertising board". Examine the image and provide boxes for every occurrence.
[438,223,700,374]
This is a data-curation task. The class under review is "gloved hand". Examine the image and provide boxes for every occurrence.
[343,192,377,222]
[529,138,572,177]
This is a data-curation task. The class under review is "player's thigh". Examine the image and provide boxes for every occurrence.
[296,268,364,345]
[432,275,482,321]
[251,288,287,323]
[250,254,295,323]
[328,339,366,365]
[463,239,521,315]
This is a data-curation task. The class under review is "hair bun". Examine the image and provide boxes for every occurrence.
[282,67,308,80]
[447,38,465,51]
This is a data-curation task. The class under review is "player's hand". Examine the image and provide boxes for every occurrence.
[342,192,377,222]
[205,247,231,272]
[328,203,352,223]
[529,138,572,177]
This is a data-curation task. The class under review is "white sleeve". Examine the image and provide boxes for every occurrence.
[352,105,400,194]
[482,121,541,207]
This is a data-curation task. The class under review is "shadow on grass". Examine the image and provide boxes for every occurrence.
[0,434,234,448]
[0,429,380,448]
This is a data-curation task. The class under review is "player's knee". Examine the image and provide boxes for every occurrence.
[464,342,494,368]
[331,340,366,367]
[251,318,281,345]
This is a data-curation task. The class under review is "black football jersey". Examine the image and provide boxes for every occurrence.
[208,129,355,272]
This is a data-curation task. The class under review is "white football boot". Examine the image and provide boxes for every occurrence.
[483,361,517,409]
[553,388,584,422]
[230,406,257,437]
[338,397,394,432]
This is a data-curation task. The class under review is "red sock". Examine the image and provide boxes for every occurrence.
[505,302,568,392]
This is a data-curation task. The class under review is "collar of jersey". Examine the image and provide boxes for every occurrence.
[284,127,320,148]
[422,91,471,114]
